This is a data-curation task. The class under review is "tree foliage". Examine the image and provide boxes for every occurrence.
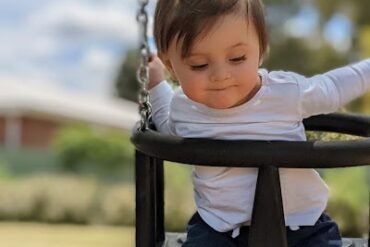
[52,125,134,178]
[263,38,348,76]
[115,49,139,102]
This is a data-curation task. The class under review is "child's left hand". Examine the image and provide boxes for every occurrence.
[148,55,166,90]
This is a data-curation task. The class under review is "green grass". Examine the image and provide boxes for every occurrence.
[0,222,134,247]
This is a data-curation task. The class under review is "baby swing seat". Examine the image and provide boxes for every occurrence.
[132,113,369,247]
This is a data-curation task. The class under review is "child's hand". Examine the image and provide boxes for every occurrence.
[148,55,166,89]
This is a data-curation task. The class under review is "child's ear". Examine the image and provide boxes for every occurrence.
[158,53,178,81]
[259,58,263,66]
[258,53,264,66]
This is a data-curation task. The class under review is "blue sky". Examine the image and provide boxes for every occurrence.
[0,0,350,98]
[0,0,152,96]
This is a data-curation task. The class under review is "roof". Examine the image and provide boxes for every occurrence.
[0,79,140,130]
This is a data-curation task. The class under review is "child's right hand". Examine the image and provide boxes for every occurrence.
[148,55,166,90]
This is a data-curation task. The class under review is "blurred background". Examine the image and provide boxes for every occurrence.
[0,0,368,246]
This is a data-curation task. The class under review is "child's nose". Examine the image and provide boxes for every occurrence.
[210,66,231,83]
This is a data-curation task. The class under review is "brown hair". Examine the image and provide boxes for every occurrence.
[154,0,268,60]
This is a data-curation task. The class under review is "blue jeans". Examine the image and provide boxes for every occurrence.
[182,212,342,247]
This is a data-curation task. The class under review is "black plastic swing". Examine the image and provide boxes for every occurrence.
[132,112,370,247]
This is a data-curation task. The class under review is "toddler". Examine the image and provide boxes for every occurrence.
[147,0,370,246]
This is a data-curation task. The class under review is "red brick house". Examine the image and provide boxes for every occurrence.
[0,81,139,149]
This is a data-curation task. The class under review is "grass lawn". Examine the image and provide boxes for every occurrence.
[0,222,134,247]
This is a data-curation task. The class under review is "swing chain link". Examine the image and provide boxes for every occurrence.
[136,0,152,130]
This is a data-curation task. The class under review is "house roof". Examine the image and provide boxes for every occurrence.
[0,79,140,130]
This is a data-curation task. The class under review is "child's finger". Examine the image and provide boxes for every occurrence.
[148,53,157,62]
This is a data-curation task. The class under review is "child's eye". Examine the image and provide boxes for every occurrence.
[190,64,208,71]
[230,55,246,63]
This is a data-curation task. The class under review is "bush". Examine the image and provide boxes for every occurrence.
[0,179,40,220]
[324,167,369,237]
[52,125,134,180]
[0,160,12,180]
[0,169,195,231]
[37,176,98,223]
[100,183,135,226]
[0,175,149,227]
[0,175,98,223]
[164,162,195,231]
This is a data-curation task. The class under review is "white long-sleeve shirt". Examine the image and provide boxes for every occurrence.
[149,60,370,237]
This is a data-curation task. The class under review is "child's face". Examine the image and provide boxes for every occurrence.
[161,13,261,109]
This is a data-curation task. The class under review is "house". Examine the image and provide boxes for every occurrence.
[0,80,139,149]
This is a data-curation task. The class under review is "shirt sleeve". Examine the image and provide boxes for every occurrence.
[298,59,370,119]
[149,80,174,134]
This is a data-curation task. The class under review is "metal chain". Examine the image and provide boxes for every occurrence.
[136,0,152,130]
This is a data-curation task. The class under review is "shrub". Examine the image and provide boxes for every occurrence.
[164,162,195,231]
[0,179,40,220]
[100,184,135,225]
[0,175,98,223]
[36,176,98,224]
[0,169,195,231]
[0,160,12,180]
[52,125,134,179]
[0,175,136,226]
[324,167,369,237]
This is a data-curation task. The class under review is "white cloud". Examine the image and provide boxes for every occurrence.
[0,0,146,97]
[30,1,138,44]
[82,49,116,73]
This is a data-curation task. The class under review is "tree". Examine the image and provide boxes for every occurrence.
[115,48,140,102]
[52,125,134,180]
[264,0,370,113]
[313,0,370,113]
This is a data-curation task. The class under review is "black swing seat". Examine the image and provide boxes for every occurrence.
[132,113,370,247]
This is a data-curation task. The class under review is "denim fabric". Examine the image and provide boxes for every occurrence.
[182,213,342,247]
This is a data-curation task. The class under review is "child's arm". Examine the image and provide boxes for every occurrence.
[148,56,173,134]
[298,59,370,118]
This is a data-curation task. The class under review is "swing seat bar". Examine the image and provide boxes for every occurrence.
[132,113,370,168]
[132,113,370,247]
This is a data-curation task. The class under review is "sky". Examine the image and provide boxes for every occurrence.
[0,0,349,98]
[0,0,156,97]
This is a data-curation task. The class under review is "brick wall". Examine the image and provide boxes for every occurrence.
[21,116,61,149]
[0,117,4,145]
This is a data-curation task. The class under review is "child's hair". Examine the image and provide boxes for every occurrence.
[154,0,268,60]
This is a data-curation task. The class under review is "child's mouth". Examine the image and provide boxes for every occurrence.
[209,85,235,91]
